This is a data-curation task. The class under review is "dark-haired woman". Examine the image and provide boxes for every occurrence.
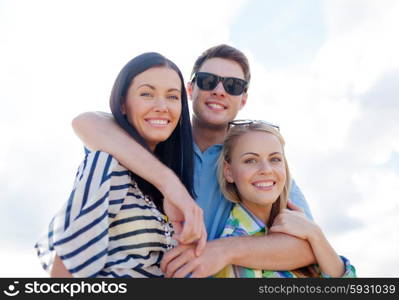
[35,53,206,277]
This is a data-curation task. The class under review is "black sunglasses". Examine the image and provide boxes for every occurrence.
[192,72,248,96]
[228,119,280,131]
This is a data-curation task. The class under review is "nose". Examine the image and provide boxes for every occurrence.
[154,97,168,112]
[258,160,272,175]
[211,81,226,98]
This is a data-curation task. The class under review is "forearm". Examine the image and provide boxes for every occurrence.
[225,233,315,270]
[72,112,180,193]
[51,255,73,278]
[308,227,344,277]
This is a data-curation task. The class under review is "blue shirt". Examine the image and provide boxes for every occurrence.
[193,143,313,241]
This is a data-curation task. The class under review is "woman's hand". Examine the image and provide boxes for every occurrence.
[269,201,321,241]
[270,202,347,277]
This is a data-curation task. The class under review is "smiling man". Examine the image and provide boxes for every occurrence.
[72,44,315,277]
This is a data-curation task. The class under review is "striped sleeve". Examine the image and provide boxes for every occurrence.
[35,151,130,277]
[320,256,357,278]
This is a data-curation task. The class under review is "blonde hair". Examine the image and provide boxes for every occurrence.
[217,122,291,227]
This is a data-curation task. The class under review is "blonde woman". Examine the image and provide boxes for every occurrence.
[215,120,356,278]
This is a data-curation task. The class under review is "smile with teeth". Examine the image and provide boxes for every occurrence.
[252,181,275,189]
[206,102,226,110]
[146,119,169,127]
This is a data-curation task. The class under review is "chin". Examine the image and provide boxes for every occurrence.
[149,136,169,145]
[255,197,278,206]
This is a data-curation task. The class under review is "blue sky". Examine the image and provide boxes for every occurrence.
[1,0,398,277]
[231,0,326,69]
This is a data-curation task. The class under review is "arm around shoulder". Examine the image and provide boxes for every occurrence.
[71,112,206,249]
[72,111,120,151]
[71,111,174,191]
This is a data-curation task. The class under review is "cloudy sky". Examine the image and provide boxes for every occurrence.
[1,0,398,277]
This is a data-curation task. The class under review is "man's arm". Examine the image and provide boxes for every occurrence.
[161,233,315,278]
[228,233,315,270]
[72,112,176,193]
[72,112,206,252]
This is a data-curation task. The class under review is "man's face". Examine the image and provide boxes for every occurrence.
[188,57,248,128]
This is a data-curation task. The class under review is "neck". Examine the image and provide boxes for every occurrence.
[192,116,227,152]
[147,141,157,152]
[241,201,272,227]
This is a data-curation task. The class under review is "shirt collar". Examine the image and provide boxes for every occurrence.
[193,142,223,156]
[231,203,267,235]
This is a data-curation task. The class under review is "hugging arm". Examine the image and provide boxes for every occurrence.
[228,233,315,270]
[72,112,174,191]
[72,112,206,253]
[161,232,315,278]
[161,184,316,277]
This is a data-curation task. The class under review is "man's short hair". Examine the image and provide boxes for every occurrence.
[191,44,251,87]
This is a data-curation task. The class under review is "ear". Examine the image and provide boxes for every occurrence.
[223,161,234,183]
[238,92,248,110]
[186,81,193,101]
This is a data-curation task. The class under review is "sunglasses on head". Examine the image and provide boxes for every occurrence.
[228,119,280,131]
[192,72,248,96]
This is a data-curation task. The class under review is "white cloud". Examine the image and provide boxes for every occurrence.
[1,0,398,277]
[0,248,47,277]
[237,0,399,276]
[0,0,249,277]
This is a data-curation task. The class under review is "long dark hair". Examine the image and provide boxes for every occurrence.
[110,52,194,211]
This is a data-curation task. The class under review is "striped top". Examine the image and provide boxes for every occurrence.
[35,151,175,278]
[214,203,356,278]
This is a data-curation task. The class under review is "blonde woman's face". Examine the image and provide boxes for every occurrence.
[223,131,286,222]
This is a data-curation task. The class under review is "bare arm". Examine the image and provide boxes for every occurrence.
[72,112,206,252]
[307,227,344,277]
[50,255,73,278]
[161,233,315,277]
[228,233,315,270]
[72,112,176,193]
[271,202,344,277]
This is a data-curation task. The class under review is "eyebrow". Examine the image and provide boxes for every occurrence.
[240,151,282,158]
[138,84,155,90]
[240,152,259,158]
[137,84,180,93]
[269,152,282,156]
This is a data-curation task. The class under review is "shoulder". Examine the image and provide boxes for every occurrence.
[220,204,247,237]
[74,150,132,199]
[82,150,129,174]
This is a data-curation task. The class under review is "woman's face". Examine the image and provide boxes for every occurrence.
[224,131,286,222]
[123,67,182,151]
